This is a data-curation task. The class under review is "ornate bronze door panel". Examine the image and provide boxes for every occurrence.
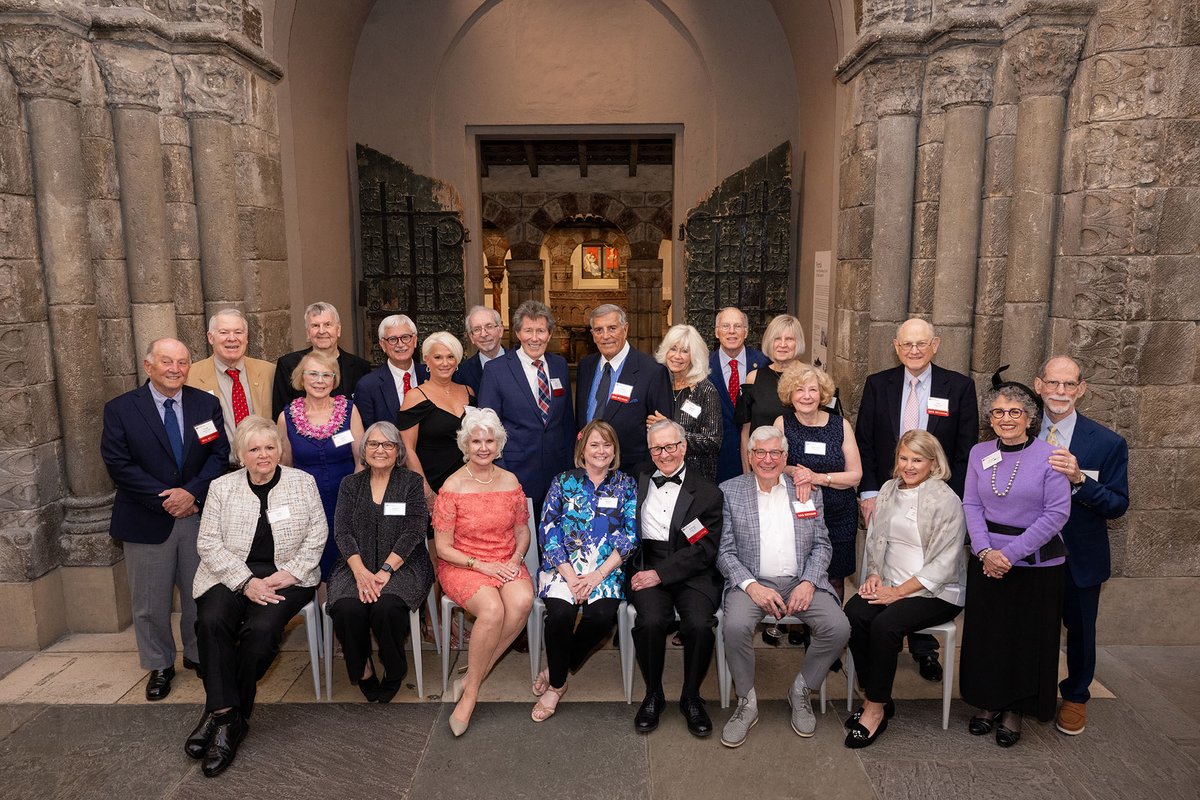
[683,142,792,344]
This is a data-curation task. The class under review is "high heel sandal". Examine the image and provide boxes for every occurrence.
[532,669,550,697]
[968,709,1000,736]
[995,712,1022,747]
[531,684,567,722]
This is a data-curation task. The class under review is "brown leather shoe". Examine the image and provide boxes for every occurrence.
[1056,700,1087,735]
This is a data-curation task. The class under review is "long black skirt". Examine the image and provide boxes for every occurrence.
[960,557,1064,722]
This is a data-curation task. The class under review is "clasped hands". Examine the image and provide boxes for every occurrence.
[244,571,298,606]
[857,574,903,605]
[159,487,198,518]
[563,569,603,603]
[473,554,523,583]
[746,580,814,619]
[353,565,393,603]
[789,466,816,503]
[981,548,1012,579]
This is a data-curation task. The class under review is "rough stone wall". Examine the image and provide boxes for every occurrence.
[833,0,1200,586]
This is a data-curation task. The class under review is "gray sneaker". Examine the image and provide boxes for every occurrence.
[720,697,759,748]
[787,676,816,737]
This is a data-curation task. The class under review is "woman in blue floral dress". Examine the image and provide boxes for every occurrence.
[531,420,638,722]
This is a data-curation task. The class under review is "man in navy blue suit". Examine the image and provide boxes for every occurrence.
[478,300,574,516]
[1035,356,1129,737]
[575,304,672,474]
[708,307,769,483]
[354,313,430,429]
[101,338,229,701]
[455,305,505,395]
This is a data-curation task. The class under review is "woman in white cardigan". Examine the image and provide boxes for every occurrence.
[187,415,327,778]
[842,429,967,749]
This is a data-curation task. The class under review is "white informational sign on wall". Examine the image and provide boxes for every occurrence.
[811,250,831,369]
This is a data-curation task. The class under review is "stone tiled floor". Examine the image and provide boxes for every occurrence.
[0,624,1195,799]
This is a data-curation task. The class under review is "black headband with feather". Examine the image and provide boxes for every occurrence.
[990,365,1043,414]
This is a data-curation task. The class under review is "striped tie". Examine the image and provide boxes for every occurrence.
[533,359,550,424]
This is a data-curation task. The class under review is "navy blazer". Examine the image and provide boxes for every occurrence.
[454,352,485,395]
[630,467,725,605]
[354,362,430,430]
[478,350,576,511]
[855,363,978,497]
[708,346,769,483]
[101,383,229,545]
[1061,413,1129,587]
[575,347,672,473]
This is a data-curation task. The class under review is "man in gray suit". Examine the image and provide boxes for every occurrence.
[716,425,850,747]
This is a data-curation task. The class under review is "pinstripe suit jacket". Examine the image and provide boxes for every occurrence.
[193,465,328,597]
[715,473,836,599]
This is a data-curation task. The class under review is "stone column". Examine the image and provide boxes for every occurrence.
[928,47,997,372]
[865,59,923,372]
[505,259,544,315]
[95,44,178,361]
[2,30,119,644]
[626,258,664,354]
[176,55,246,319]
[999,27,1085,380]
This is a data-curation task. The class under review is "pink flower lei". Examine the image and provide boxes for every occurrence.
[289,394,349,440]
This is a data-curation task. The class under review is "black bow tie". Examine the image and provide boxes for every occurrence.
[652,473,682,488]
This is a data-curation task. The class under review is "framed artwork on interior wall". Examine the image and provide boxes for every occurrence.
[581,243,619,282]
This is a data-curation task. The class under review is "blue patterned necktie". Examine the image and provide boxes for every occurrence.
[163,397,184,470]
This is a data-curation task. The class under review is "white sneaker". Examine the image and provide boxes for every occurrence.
[720,697,759,748]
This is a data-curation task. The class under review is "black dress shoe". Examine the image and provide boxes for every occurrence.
[968,710,999,736]
[185,712,219,759]
[762,627,783,647]
[146,667,175,701]
[201,712,248,778]
[680,697,712,738]
[788,625,810,648]
[844,700,895,729]
[916,654,943,682]
[844,716,888,749]
[183,658,204,680]
[634,693,665,733]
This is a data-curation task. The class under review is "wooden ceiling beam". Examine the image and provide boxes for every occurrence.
[578,141,588,178]
[628,140,638,177]
[523,141,538,178]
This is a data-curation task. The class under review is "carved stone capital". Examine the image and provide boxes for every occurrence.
[1009,27,1086,99]
[188,0,245,30]
[868,60,924,117]
[95,44,165,111]
[174,54,245,120]
[0,28,85,104]
[927,47,997,110]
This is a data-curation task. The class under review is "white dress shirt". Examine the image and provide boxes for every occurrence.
[516,347,550,402]
[719,348,747,388]
[640,468,685,542]
[740,478,797,590]
[387,360,419,398]
[881,485,929,590]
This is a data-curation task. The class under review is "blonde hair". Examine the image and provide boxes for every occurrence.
[777,362,836,407]
[233,415,282,463]
[891,429,951,482]
[654,324,709,387]
[760,314,805,363]
[291,349,340,391]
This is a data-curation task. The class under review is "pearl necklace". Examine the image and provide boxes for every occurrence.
[465,464,495,485]
[990,453,1020,497]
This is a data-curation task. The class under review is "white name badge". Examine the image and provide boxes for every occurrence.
[598,496,619,509]
[905,506,919,522]
[682,518,709,543]
[804,441,827,456]
[927,397,950,416]
[681,399,702,418]
[825,396,838,410]
[1082,469,1100,482]
[332,430,354,447]
[194,420,219,444]
[981,450,1003,469]
[266,506,291,524]
[550,378,564,391]
[463,405,478,415]
[610,382,634,403]
[792,499,818,519]
[384,502,406,516]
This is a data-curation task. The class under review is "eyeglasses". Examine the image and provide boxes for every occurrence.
[897,340,933,352]
[383,334,415,346]
[469,322,501,336]
[1040,380,1080,391]
[717,323,747,331]
[649,441,684,456]
[750,448,785,460]
[989,408,1027,420]
[302,370,336,381]
[364,441,398,451]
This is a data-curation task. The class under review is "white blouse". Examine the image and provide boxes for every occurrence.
[881,485,927,589]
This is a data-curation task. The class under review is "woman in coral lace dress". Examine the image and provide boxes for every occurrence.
[433,408,534,736]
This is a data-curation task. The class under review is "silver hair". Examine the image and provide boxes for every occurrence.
[464,305,502,334]
[981,385,1041,432]
[456,407,508,460]
[1038,355,1083,381]
[512,300,555,333]
[422,331,464,363]
[358,421,406,465]
[716,306,749,328]
[233,415,282,463]
[304,301,340,325]
[144,337,189,361]
[207,308,247,333]
[378,313,417,340]
[895,317,936,341]
[589,303,627,327]
[655,324,710,387]
[747,424,788,455]
[647,418,686,444]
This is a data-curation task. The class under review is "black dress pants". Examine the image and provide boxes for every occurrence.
[629,570,717,699]
[195,583,315,716]
[542,597,621,688]
[329,595,411,687]
[845,593,959,705]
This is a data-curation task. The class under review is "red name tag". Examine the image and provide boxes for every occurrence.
[686,527,708,544]
[927,408,949,417]
[794,509,817,519]
[552,388,565,397]
[610,393,630,403]
[792,500,817,519]
[198,432,219,444]
[682,519,708,544]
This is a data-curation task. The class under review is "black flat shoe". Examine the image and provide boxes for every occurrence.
[201,712,248,778]
[995,712,1022,747]
[375,676,404,704]
[357,675,380,702]
[182,658,204,680]
[146,667,175,701]
[788,625,810,648]
[968,710,999,736]
[916,654,943,682]
[184,712,218,759]
[844,716,888,749]
[680,697,712,738]
[845,700,895,729]
[634,693,665,733]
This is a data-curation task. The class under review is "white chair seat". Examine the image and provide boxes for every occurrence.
[620,603,729,707]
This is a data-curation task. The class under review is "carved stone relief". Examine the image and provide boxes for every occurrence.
[867,59,924,116]
[926,47,996,109]
[175,54,246,121]
[0,29,85,103]
[1008,27,1085,98]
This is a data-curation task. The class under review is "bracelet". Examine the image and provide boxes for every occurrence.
[977,548,992,562]
[235,576,253,594]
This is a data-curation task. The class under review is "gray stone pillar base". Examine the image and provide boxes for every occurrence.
[0,570,66,649]
[61,560,131,634]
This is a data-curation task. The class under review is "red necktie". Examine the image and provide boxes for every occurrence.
[728,358,740,406]
[403,372,411,396]
[226,368,249,425]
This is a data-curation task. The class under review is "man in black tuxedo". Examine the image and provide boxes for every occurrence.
[854,318,978,681]
[455,305,505,395]
[628,420,724,737]
[575,303,672,473]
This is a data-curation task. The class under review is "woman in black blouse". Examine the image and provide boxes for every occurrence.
[648,324,723,481]
[736,314,805,472]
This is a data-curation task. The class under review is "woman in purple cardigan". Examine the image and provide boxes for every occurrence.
[960,370,1070,747]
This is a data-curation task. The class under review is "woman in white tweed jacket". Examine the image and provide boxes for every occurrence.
[187,415,327,778]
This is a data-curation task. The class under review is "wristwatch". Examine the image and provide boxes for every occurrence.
[380,563,395,575]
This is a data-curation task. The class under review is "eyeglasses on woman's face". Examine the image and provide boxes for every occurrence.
[364,440,398,451]
[302,370,336,381]
[989,407,1028,420]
